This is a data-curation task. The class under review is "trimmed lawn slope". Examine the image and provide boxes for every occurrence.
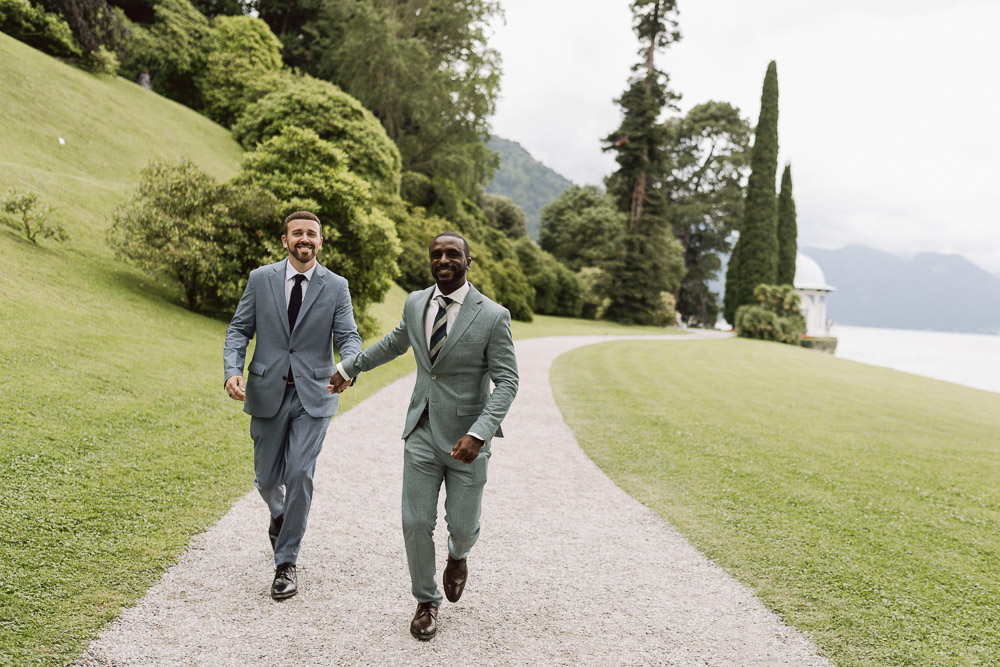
[552,338,1000,665]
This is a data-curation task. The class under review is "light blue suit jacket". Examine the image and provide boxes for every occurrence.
[224,259,362,419]
[341,283,518,448]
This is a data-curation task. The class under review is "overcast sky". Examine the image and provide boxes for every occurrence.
[489,0,1000,274]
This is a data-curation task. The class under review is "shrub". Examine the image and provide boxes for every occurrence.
[376,194,450,293]
[514,237,584,317]
[0,187,67,243]
[0,0,83,58]
[122,0,211,106]
[234,126,400,337]
[578,267,611,319]
[199,16,287,126]
[735,284,806,344]
[85,44,119,74]
[481,193,528,239]
[233,75,402,196]
[734,305,779,341]
[107,159,277,313]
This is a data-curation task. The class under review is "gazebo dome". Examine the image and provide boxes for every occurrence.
[793,253,835,291]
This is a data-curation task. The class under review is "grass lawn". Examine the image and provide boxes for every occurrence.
[552,338,1000,665]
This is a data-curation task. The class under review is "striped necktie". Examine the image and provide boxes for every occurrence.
[429,295,454,364]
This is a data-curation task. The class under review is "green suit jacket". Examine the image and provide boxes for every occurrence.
[341,283,519,449]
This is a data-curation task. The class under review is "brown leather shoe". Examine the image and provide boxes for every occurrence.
[409,602,438,640]
[443,555,468,603]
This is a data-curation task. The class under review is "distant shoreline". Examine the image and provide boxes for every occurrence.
[832,324,1000,393]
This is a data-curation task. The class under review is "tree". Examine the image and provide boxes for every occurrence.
[776,163,797,286]
[480,193,527,240]
[538,185,625,272]
[0,0,84,58]
[122,0,211,107]
[233,126,400,337]
[663,101,751,326]
[601,0,686,325]
[724,60,780,324]
[260,0,502,201]
[1,187,68,243]
[233,74,402,196]
[514,237,584,317]
[107,159,277,313]
[199,15,287,127]
[35,0,130,61]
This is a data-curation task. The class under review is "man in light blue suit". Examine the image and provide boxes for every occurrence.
[224,211,362,600]
[330,232,519,640]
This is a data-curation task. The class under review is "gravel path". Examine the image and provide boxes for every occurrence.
[78,333,830,666]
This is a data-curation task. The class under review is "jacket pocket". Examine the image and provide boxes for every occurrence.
[457,403,485,416]
[247,361,267,376]
[313,365,336,378]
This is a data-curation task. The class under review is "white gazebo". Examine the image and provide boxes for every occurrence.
[793,253,836,337]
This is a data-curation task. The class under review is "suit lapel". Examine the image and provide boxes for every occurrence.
[269,259,290,338]
[296,263,327,325]
[433,284,482,366]
[412,287,435,369]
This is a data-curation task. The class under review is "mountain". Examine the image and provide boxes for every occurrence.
[801,246,1000,334]
[485,136,574,239]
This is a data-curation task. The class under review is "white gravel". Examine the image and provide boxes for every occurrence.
[77,333,830,666]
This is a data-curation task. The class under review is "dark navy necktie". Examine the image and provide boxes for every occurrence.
[429,296,454,364]
[288,274,306,332]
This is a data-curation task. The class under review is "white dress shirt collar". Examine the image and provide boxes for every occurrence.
[432,280,470,305]
[285,260,317,282]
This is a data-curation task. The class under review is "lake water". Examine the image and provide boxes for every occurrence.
[831,325,1000,393]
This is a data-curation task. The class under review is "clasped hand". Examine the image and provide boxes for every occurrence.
[326,370,352,394]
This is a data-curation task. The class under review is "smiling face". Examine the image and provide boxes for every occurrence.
[429,234,471,294]
[282,218,323,270]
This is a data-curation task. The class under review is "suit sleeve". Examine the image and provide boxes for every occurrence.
[469,309,519,439]
[332,278,363,361]
[223,271,257,384]
[340,300,413,378]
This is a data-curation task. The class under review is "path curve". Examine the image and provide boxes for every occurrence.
[78,332,829,666]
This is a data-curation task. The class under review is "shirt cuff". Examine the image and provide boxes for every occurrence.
[467,431,485,443]
[336,362,346,377]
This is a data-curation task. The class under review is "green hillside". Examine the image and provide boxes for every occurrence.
[485,136,573,239]
[0,34,418,664]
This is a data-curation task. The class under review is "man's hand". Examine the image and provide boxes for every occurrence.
[225,375,246,402]
[451,434,484,464]
[326,370,353,394]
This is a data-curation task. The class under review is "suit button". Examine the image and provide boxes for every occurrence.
[431,375,437,380]
[282,375,287,381]
[289,349,294,354]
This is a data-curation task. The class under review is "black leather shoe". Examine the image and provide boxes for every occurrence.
[443,555,468,603]
[410,602,438,640]
[270,563,297,600]
[268,514,283,552]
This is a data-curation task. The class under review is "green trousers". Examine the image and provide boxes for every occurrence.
[401,415,490,606]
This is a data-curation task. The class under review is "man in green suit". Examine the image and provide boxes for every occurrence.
[330,232,519,640]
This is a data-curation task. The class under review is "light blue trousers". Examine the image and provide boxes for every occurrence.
[402,417,489,606]
[250,385,330,567]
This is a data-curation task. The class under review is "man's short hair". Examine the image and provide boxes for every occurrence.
[432,231,471,257]
[284,211,322,235]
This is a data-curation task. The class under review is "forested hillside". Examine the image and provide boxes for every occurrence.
[485,136,573,239]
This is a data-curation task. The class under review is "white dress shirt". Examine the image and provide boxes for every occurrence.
[285,260,317,307]
[424,280,470,346]
[336,280,484,443]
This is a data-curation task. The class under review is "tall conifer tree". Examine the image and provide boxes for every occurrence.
[723,60,779,324]
[776,163,797,285]
[602,0,686,324]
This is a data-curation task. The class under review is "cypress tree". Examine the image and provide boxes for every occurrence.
[776,163,797,285]
[602,0,686,324]
[723,60,779,324]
